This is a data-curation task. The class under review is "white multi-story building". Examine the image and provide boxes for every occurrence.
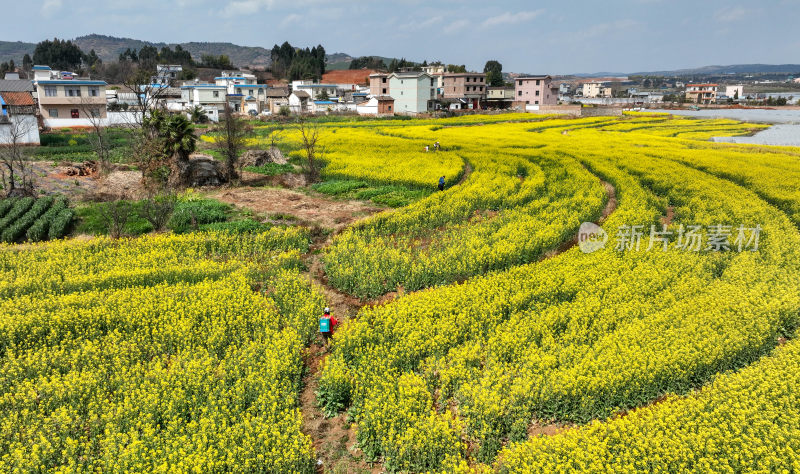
[32,66,108,128]
[180,83,227,121]
[387,72,436,115]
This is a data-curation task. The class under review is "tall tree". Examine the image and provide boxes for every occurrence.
[32,38,84,70]
[484,60,503,87]
[214,102,252,182]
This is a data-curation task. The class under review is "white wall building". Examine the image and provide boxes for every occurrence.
[387,72,436,115]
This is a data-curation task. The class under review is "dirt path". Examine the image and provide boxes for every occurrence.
[541,178,618,260]
[213,187,384,231]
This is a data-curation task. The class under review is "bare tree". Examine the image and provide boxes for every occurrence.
[79,95,112,174]
[213,101,252,183]
[0,116,36,197]
[99,200,131,239]
[120,66,170,128]
[297,119,323,182]
[140,193,176,232]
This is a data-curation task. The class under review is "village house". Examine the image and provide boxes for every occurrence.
[288,90,310,113]
[386,72,436,115]
[725,85,744,99]
[515,75,559,105]
[267,87,290,114]
[486,86,515,109]
[152,64,183,86]
[422,64,446,96]
[0,79,40,145]
[180,83,227,121]
[32,66,108,128]
[581,82,603,98]
[369,73,390,96]
[292,81,339,101]
[442,72,486,109]
[685,83,718,104]
[357,95,395,116]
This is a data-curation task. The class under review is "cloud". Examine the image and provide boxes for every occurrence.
[443,19,469,34]
[41,0,63,16]
[280,13,302,27]
[481,10,543,28]
[714,6,749,22]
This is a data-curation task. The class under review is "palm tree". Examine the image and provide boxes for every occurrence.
[161,114,196,187]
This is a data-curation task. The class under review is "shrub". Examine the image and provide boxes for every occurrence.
[0,197,35,234]
[1,197,54,243]
[48,208,74,240]
[27,197,69,242]
[0,198,18,218]
[199,218,270,234]
[168,199,230,233]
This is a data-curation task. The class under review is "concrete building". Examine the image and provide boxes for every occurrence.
[387,72,436,115]
[0,79,40,145]
[369,73,390,96]
[288,90,310,113]
[152,65,183,86]
[267,87,290,114]
[515,75,559,105]
[685,83,718,104]
[33,66,108,128]
[357,95,395,116]
[215,71,258,93]
[422,65,446,95]
[180,84,227,121]
[442,72,486,109]
[725,85,745,99]
[486,87,515,108]
[600,86,613,98]
[582,82,602,98]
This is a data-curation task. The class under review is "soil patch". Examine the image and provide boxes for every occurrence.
[213,187,384,231]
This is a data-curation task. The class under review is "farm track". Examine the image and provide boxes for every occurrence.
[297,161,619,472]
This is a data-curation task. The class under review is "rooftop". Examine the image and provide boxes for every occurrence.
[0,80,34,92]
[0,91,35,106]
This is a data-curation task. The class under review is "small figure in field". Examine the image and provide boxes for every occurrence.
[434,141,440,151]
[438,176,445,191]
[319,307,338,346]
[425,145,429,152]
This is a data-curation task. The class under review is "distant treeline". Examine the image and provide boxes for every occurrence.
[269,42,326,81]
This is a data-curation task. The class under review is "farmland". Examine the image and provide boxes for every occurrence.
[2,112,800,472]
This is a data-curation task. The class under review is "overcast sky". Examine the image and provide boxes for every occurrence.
[8,0,800,74]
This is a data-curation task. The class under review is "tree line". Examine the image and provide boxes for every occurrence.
[270,42,326,81]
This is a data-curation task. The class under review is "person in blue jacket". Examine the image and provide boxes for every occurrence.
[438,176,445,191]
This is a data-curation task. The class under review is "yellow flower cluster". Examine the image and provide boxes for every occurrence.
[0,231,322,472]
[316,114,800,470]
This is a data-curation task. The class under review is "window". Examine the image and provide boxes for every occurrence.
[70,109,79,118]
[44,86,57,97]
[534,100,539,105]
[431,78,434,86]
[480,86,483,92]
[48,108,58,118]
[382,88,387,94]
[249,89,254,95]
[90,108,100,118]
[536,80,540,85]
[382,78,387,83]
[213,91,219,98]
[388,105,392,111]
[535,90,540,96]
[518,80,522,86]
[88,87,99,97]
[518,90,522,96]
[66,87,81,97]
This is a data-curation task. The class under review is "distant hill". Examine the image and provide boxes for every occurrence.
[574,64,800,77]
[0,34,274,68]
[0,40,35,63]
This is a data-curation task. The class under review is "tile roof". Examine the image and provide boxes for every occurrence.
[322,69,376,85]
[292,90,310,99]
[0,80,34,92]
[0,91,35,106]
[267,87,289,98]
